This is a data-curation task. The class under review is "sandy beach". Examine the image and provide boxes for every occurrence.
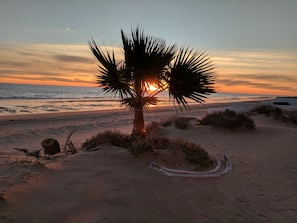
[1,103,297,222]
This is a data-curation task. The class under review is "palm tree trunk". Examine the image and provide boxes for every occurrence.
[132,108,146,138]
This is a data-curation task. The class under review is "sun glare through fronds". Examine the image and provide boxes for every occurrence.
[145,82,158,92]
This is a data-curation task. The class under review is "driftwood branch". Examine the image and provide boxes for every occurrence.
[63,129,77,154]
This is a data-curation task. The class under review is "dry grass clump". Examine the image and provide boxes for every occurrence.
[147,136,171,150]
[200,109,255,129]
[174,117,195,130]
[252,105,282,119]
[146,116,196,132]
[128,139,155,157]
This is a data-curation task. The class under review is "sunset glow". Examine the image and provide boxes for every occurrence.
[0,43,297,96]
[145,82,159,92]
[0,1,296,96]
[1,42,295,95]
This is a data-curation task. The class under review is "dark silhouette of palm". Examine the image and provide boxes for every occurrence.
[89,27,215,137]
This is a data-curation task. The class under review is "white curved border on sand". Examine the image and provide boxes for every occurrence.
[149,155,232,178]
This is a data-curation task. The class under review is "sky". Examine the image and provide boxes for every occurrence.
[0,0,296,96]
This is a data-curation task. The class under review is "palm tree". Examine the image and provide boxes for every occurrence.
[89,27,215,138]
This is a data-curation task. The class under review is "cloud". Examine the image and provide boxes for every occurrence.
[217,77,293,90]
[233,74,297,82]
[0,61,31,67]
[1,74,94,85]
[213,49,297,73]
[0,42,100,86]
[53,54,92,63]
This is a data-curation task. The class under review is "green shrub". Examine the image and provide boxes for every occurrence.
[128,139,154,157]
[82,131,212,168]
[200,109,255,129]
[175,140,212,167]
[147,136,170,150]
[128,136,172,156]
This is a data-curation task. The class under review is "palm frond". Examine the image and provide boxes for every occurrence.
[89,39,132,99]
[167,47,215,108]
[121,96,158,111]
[121,27,176,83]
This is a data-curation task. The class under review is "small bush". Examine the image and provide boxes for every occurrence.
[128,136,172,156]
[175,140,212,167]
[128,139,154,157]
[200,109,255,129]
[147,136,170,150]
[81,130,212,167]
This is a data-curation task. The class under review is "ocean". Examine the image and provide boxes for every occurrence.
[0,83,274,116]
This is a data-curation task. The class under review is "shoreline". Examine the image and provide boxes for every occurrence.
[0,102,233,122]
[0,94,274,117]
[0,99,268,120]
